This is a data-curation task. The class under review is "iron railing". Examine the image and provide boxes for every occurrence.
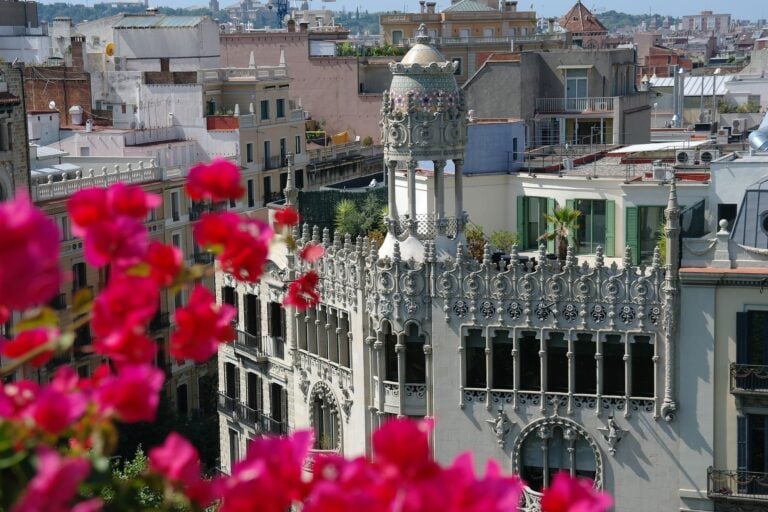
[708,467,768,501]
[731,363,768,394]
[394,214,459,240]
[536,96,616,114]
[217,393,288,434]
[233,330,266,359]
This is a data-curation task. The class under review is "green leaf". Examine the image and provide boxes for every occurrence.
[13,307,59,335]
[72,287,94,314]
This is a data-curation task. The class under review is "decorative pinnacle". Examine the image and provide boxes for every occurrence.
[623,246,632,267]
[415,23,430,45]
[392,241,401,262]
[565,245,575,268]
[652,246,661,269]
[595,246,605,267]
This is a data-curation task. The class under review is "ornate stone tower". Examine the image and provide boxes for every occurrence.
[379,24,467,261]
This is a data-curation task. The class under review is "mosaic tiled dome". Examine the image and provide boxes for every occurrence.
[387,25,460,113]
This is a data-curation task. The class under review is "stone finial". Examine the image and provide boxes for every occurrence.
[595,246,604,267]
[333,230,343,250]
[539,243,547,262]
[510,244,519,265]
[482,243,491,266]
[322,227,330,246]
[344,233,352,252]
[425,240,435,262]
[126,163,132,171]
[87,168,94,177]
[652,246,661,269]
[312,225,320,243]
[301,223,310,242]
[138,161,144,170]
[101,166,108,175]
[392,240,401,262]
[248,50,256,69]
[623,246,632,267]
[718,218,730,234]
[565,245,575,268]
[415,23,430,45]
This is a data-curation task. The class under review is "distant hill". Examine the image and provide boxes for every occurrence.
[596,10,681,33]
[37,3,230,24]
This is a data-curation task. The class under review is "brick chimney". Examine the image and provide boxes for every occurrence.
[299,22,309,32]
[287,18,296,32]
[426,2,436,14]
[70,35,85,71]
[419,1,426,13]
[504,1,517,12]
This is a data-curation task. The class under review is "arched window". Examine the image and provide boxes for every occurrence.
[383,321,398,382]
[513,417,602,494]
[309,383,341,452]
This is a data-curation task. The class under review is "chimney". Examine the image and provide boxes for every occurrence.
[299,22,309,32]
[70,35,85,71]
[419,1,426,13]
[505,1,517,12]
[287,18,296,32]
[426,2,436,14]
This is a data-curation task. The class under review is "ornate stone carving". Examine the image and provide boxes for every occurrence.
[453,299,469,318]
[597,415,627,455]
[486,407,515,448]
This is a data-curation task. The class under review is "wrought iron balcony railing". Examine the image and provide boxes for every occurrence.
[535,96,616,114]
[708,467,768,501]
[217,392,287,434]
[730,363,768,394]
[233,330,267,360]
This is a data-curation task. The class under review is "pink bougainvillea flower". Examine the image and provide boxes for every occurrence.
[93,329,157,367]
[1,327,59,367]
[540,472,613,512]
[145,241,182,286]
[83,215,149,267]
[171,285,235,363]
[193,211,240,252]
[149,433,202,488]
[299,243,325,263]
[0,380,39,420]
[186,159,244,202]
[284,271,320,311]
[372,417,436,479]
[28,385,87,436]
[218,431,313,512]
[91,275,159,341]
[11,447,91,512]
[107,182,161,219]
[274,206,300,228]
[449,455,523,512]
[67,187,109,237]
[95,365,164,423]
[0,193,61,322]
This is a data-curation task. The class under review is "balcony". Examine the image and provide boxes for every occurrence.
[731,363,768,395]
[192,251,214,265]
[373,379,427,415]
[536,97,616,115]
[264,155,285,171]
[233,330,267,361]
[217,392,288,434]
[198,67,288,84]
[32,160,162,201]
[708,468,768,502]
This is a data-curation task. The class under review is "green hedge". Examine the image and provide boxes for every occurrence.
[298,188,387,233]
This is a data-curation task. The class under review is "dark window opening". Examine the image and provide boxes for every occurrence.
[546,332,568,393]
[631,335,654,397]
[492,330,514,389]
[384,324,398,381]
[177,384,188,415]
[573,333,597,394]
[405,324,426,383]
[247,372,262,411]
[465,328,486,388]
[519,331,541,391]
[244,294,260,337]
[603,335,625,396]
[225,362,238,399]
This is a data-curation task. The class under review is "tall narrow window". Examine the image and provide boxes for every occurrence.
[247,372,262,412]
[246,142,254,163]
[519,331,541,391]
[546,332,568,393]
[229,429,239,466]
[170,191,180,222]
[260,100,269,120]
[244,294,260,338]
[631,336,654,397]
[465,328,486,388]
[573,333,597,394]
[384,323,398,382]
[280,138,287,166]
[295,135,302,154]
[574,199,606,254]
[72,262,87,291]
[177,384,189,415]
[263,141,271,170]
[405,324,425,384]
[247,179,255,208]
[603,335,625,396]
[276,98,285,118]
[224,362,238,399]
[492,330,514,389]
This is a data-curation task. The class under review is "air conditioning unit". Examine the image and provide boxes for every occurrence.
[732,117,750,135]
[676,150,696,165]
[698,149,720,163]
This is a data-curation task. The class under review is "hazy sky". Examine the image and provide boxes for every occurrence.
[39,0,765,21]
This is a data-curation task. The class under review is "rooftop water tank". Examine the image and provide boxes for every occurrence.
[69,105,84,125]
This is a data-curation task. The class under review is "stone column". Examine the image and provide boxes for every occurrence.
[434,160,446,229]
[386,159,399,233]
[407,159,417,236]
[454,159,465,237]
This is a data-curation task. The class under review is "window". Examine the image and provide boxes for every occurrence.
[565,68,589,110]
[492,330,514,389]
[391,30,403,45]
[517,420,598,492]
[247,179,255,208]
[573,199,612,255]
[72,262,87,291]
[295,135,302,154]
[260,100,269,120]
[573,333,597,394]
[276,98,285,118]
[295,169,304,190]
[738,414,768,485]
[512,137,518,162]
[452,58,462,75]
[626,206,664,264]
[269,383,287,428]
[483,27,494,39]
[718,203,737,230]
[735,311,768,392]
[384,323,398,382]
[465,329,486,388]
[247,372,263,412]
[222,286,238,309]
[311,386,340,450]
[263,141,271,169]
[405,324,425,383]
[459,28,470,40]
[268,301,285,358]
[170,191,180,222]
[246,142,253,163]
[177,384,188,415]
[224,362,239,400]
[171,232,182,249]
[517,196,553,251]
[546,332,568,393]
[60,215,70,241]
[229,429,239,466]
[519,331,541,391]
[603,334,625,396]
[279,138,287,165]
[244,293,260,337]
[631,335,654,398]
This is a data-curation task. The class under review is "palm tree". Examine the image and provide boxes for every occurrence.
[538,206,581,262]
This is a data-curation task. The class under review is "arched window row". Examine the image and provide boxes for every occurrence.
[380,320,428,384]
[464,328,656,399]
[308,382,342,452]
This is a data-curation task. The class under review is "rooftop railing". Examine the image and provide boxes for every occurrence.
[33,160,161,201]
[536,96,616,114]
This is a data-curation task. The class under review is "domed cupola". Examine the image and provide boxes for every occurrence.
[379,24,468,261]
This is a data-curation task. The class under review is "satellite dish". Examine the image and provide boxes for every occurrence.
[105,42,115,57]
[48,101,56,110]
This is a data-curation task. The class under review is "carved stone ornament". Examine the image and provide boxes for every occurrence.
[341,388,353,421]
[486,407,515,448]
[597,415,627,456]
[299,369,310,398]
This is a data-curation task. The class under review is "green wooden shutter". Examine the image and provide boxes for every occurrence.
[605,200,616,257]
[565,199,575,250]
[517,196,527,249]
[625,206,639,265]
[546,198,556,253]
